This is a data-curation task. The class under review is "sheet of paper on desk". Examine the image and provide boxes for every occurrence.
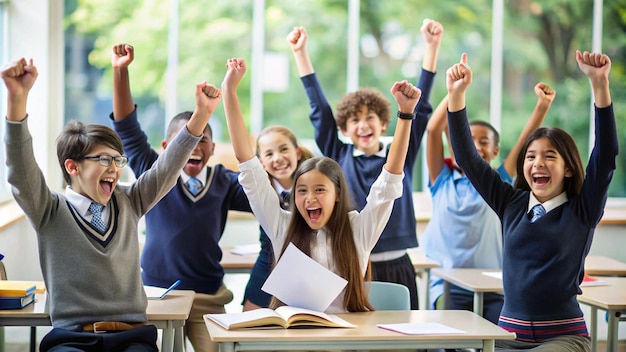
[262,243,347,312]
[482,271,503,280]
[378,323,465,335]
[231,244,261,255]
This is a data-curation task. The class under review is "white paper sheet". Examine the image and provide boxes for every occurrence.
[231,243,261,255]
[261,243,347,312]
[378,322,465,335]
[482,271,503,280]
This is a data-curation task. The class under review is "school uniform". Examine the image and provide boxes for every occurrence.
[301,69,435,309]
[448,105,618,348]
[112,109,251,352]
[6,116,200,351]
[237,157,403,313]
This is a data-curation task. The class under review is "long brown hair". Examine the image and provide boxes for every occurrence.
[272,157,373,312]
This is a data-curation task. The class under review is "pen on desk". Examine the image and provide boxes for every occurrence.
[160,280,181,299]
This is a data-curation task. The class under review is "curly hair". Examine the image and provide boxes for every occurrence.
[335,88,391,131]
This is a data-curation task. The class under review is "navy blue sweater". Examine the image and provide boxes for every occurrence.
[448,105,618,322]
[301,70,434,252]
[113,111,251,294]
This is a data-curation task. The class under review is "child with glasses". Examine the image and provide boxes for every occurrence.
[1,57,221,351]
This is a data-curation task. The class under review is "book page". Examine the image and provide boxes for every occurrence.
[378,323,465,335]
[204,308,285,329]
[275,306,355,328]
[262,243,347,312]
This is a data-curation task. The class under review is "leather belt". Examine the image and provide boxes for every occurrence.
[82,321,146,333]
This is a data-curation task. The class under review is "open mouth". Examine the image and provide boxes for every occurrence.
[533,175,550,186]
[187,155,202,166]
[307,207,322,222]
[100,178,114,195]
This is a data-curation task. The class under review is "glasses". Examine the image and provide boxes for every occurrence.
[83,155,129,168]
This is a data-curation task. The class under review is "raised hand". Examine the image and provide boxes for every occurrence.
[576,50,611,81]
[1,58,38,98]
[534,82,556,107]
[196,81,221,116]
[446,53,471,96]
[111,44,134,69]
[421,19,444,47]
[390,80,421,114]
[287,26,308,53]
[222,58,246,92]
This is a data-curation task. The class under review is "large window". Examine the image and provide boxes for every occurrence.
[64,1,626,196]
[0,0,10,202]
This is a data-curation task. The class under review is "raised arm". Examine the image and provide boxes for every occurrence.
[503,82,555,177]
[1,58,38,122]
[447,53,471,113]
[287,26,314,77]
[386,81,421,174]
[421,19,443,73]
[111,44,135,120]
[426,95,449,183]
[576,50,611,108]
[187,82,221,137]
[221,58,255,163]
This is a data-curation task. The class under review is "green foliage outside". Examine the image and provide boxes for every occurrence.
[65,0,626,196]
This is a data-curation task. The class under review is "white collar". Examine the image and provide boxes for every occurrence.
[272,178,290,194]
[528,192,568,214]
[352,142,387,158]
[65,186,101,217]
[181,167,208,187]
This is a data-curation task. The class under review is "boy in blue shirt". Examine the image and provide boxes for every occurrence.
[288,19,443,309]
[110,44,251,352]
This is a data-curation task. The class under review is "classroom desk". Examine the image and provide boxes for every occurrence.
[220,246,440,309]
[0,289,195,352]
[431,268,504,317]
[585,255,626,276]
[578,277,626,352]
[205,309,515,352]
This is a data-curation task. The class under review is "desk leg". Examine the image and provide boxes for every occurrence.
[607,310,620,352]
[219,342,235,352]
[173,326,184,352]
[424,269,431,310]
[442,281,450,309]
[482,338,495,352]
[474,292,484,317]
[161,327,174,352]
[589,306,597,352]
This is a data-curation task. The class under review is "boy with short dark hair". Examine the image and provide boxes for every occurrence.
[110,44,251,352]
[1,57,220,352]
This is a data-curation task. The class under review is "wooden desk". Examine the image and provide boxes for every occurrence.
[220,247,440,309]
[205,310,515,352]
[431,268,503,317]
[578,277,626,352]
[585,255,626,276]
[0,289,195,352]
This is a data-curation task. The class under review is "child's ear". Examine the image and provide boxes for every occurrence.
[339,127,349,137]
[565,167,573,177]
[64,159,80,176]
[296,146,303,161]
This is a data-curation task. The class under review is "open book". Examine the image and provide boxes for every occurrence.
[204,306,356,330]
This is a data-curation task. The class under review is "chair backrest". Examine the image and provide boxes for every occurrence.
[367,281,411,310]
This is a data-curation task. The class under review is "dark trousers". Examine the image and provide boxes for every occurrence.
[40,325,158,352]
